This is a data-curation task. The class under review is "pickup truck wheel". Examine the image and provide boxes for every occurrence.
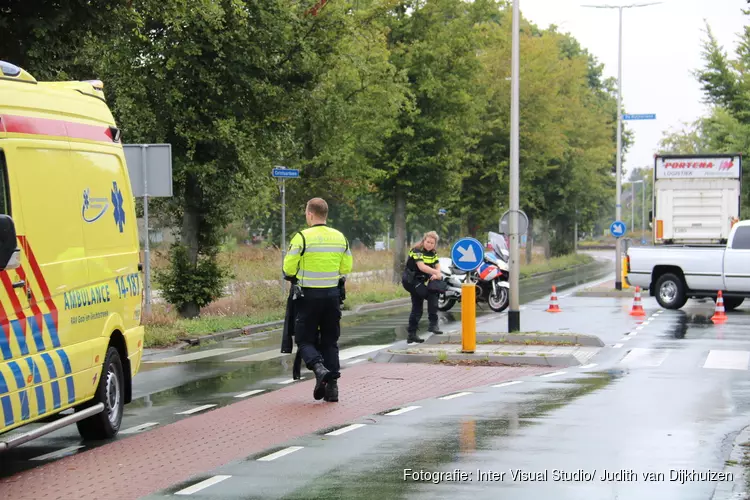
[655,273,687,310]
[722,297,744,311]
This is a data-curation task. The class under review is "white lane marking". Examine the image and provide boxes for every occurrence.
[613,344,624,348]
[635,326,644,331]
[257,446,304,461]
[326,424,367,436]
[227,350,285,363]
[146,348,247,364]
[703,350,750,370]
[120,422,159,435]
[629,331,638,336]
[385,406,421,416]
[31,445,84,461]
[540,371,567,378]
[492,380,524,388]
[347,359,367,365]
[234,389,265,399]
[439,392,473,400]
[175,475,232,495]
[339,344,392,360]
[579,363,598,369]
[620,348,670,368]
[620,336,631,341]
[176,404,217,415]
[279,378,303,385]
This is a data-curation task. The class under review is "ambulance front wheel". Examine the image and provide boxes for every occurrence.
[77,346,125,440]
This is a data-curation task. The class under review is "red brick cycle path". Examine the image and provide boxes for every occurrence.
[0,362,554,499]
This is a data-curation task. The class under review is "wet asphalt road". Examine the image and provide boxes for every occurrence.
[0,255,611,477]
[142,287,750,499]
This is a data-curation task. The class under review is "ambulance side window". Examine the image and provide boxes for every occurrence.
[0,151,10,216]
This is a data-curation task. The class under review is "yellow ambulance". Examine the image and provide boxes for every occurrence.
[0,61,144,449]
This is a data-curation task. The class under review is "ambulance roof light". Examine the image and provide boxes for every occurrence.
[0,61,38,83]
[83,80,104,91]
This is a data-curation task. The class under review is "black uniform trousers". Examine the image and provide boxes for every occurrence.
[402,279,438,335]
[294,288,342,379]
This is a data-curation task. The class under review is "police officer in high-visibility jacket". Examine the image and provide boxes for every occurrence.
[283,197,353,402]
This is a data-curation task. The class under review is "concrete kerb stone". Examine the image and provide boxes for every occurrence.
[711,423,750,500]
[372,350,581,368]
[423,332,605,347]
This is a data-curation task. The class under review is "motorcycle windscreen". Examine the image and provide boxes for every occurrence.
[488,231,510,261]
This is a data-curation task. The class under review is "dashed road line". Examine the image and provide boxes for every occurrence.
[629,331,638,336]
[326,424,367,436]
[620,336,631,341]
[385,406,421,416]
[635,326,644,331]
[175,475,232,495]
[579,363,598,369]
[120,422,159,435]
[234,389,265,399]
[703,350,750,370]
[279,378,304,385]
[257,446,304,461]
[31,445,84,461]
[492,380,524,388]
[613,343,624,348]
[540,371,567,378]
[176,404,217,415]
[439,392,473,400]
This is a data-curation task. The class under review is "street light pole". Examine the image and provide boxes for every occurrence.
[508,0,521,332]
[582,2,661,289]
[631,179,644,239]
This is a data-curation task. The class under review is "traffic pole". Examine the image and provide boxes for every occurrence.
[461,283,476,353]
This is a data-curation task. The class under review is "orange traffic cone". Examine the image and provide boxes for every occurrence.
[712,291,728,323]
[546,286,561,313]
[629,286,646,316]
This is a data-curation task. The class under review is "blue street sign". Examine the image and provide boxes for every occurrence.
[610,221,627,238]
[641,239,647,245]
[272,168,300,178]
[622,114,656,120]
[451,237,484,272]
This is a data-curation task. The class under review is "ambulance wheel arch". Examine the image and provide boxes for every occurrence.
[100,312,133,405]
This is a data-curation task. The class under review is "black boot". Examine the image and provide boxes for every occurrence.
[407,332,424,344]
[324,379,338,402]
[312,362,331,400]
[429,324,444,334]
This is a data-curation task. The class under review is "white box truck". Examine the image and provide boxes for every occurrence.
[651,153,742,245]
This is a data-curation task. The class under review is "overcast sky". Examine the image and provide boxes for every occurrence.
[518,0,748,176]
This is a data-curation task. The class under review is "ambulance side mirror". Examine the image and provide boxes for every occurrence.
[0,215,20,271]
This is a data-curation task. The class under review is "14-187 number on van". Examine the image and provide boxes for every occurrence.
[115,273,140,299]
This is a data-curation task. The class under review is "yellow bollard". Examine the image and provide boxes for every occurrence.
[462,283,476,353]
[622,257,630,289]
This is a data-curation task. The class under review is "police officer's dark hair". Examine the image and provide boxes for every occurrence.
[306,198,328,219]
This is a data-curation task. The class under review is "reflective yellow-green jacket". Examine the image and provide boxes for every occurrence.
[283,224,353,288]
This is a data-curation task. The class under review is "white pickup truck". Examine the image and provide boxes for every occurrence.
[626,220,750,310]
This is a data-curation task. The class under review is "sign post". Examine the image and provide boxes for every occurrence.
[451,237,484,353]
[272,167,300,293]
[123,144,173,315]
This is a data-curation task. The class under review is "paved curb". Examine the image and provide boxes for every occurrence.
[372,350,582,367]
[711,424,750,500]
[424,332,605,347]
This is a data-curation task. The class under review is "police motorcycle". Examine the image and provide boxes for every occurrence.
[436,232,510,313]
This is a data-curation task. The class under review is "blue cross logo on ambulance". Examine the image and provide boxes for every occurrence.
[81,188,110,223]
[111,181,126,233]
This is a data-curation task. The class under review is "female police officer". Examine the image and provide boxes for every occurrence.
[401,231,444,344]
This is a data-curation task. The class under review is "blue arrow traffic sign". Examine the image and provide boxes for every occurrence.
[622,114,655,120]
[610,221,627,238]
[451,237,484,272]
[272,168,300,178]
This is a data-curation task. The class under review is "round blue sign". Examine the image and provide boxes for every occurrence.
[610,221,626,238]
[451,237,484,272]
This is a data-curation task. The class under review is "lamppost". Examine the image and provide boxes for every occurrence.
[582,2,661,289]
[508,0,521,332]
